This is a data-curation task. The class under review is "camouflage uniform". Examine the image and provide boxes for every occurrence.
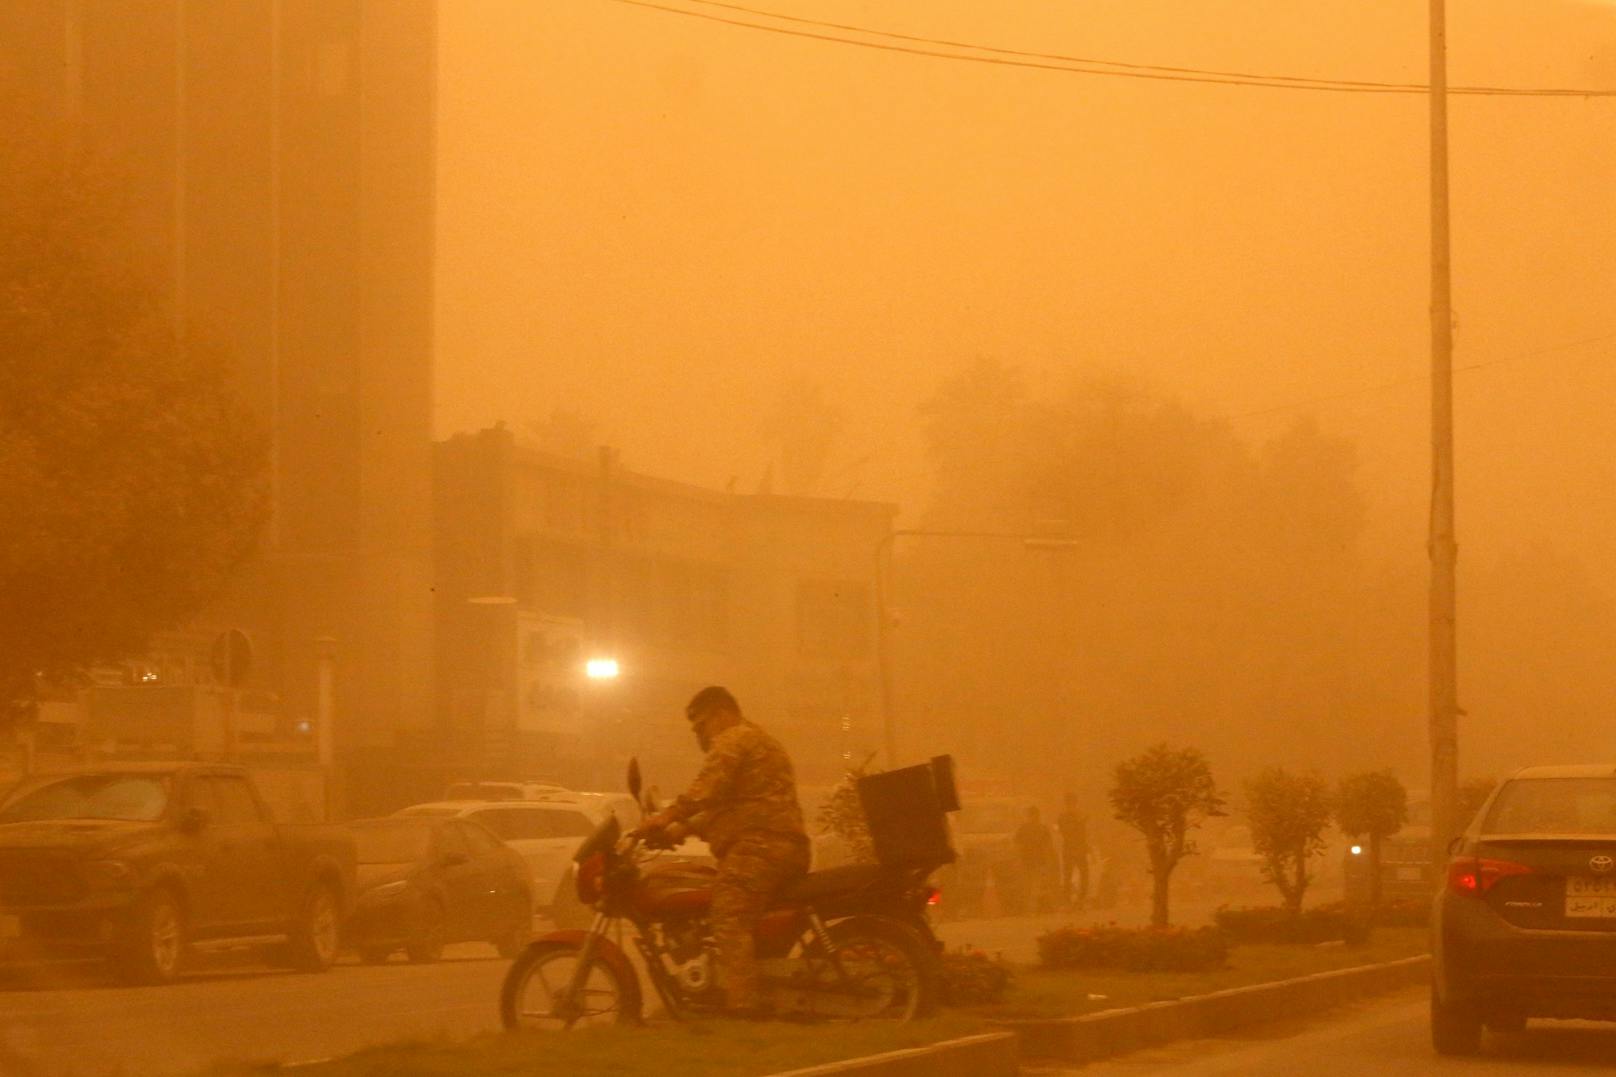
[663,716,809,1011]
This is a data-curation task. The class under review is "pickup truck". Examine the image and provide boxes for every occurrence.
[0,762,355,984]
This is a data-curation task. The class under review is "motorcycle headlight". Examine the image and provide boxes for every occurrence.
[575,853,606,905]
[83,860,137,889]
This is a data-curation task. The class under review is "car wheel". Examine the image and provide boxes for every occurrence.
[494,913,532,958]
[114,887,186,985]
[285,881,342,972]
[405,900,446,963]
[1431,983,1483,1056]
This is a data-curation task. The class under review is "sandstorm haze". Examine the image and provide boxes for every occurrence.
[437,1,1616,781]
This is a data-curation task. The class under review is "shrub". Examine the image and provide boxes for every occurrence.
[1214,903,1371,946]
[1037,923,1228,972]
[938,948,1015,1005]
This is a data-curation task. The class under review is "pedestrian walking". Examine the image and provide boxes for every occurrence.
[1057,792,1090,911]
[1013,805,1057,915]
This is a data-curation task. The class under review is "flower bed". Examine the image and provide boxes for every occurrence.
[1036,924,1229,973]
[940,948,1016,1005]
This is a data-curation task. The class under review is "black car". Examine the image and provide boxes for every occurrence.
[1432,764,1616,1054]
[344,816,531,964]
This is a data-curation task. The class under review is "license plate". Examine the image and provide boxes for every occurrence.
[1564,876,1616,918]
[1395,866,1422,881]
[0,914,19,940]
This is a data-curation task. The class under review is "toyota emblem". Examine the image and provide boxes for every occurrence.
[1590,855,1615,875]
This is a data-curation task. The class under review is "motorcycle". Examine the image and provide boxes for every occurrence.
[499,762,943,1028]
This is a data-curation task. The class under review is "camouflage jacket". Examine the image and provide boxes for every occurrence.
[667,718,806,858]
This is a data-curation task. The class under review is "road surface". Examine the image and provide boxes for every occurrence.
[1030,986,1616,1075]
[0,946,510,1077]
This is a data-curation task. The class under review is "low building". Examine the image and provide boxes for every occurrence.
[428,426,892,798]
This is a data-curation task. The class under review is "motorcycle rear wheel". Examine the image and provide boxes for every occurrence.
[500,940,640,1030]
[786,916,937,1022]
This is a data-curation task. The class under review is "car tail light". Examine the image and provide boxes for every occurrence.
[575,852,606,905]
[1447,856,1533,896]
[925,887,941,907]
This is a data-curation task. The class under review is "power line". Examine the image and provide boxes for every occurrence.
[602,0,1616,98]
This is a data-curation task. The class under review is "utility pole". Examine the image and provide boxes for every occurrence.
[1428,0,1460,864]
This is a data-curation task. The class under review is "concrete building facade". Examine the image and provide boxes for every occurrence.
[432,427,894,798]
[3,2,438,813]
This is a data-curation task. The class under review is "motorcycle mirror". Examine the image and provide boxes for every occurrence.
[627,758,643,800]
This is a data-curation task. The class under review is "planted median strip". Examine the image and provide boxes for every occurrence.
[196,927,1428,1076]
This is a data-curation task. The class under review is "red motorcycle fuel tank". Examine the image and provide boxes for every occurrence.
[634,860,718,918]
[633,862,808,943]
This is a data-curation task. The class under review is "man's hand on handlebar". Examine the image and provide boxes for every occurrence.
[635,813,690,851]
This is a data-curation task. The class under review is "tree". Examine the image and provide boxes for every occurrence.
[1110,744,1226,926]
[1244,768,1334,915]
[1,133,268,724]
[815,756,878,865]
[1456,776,1498,832]
[1334,770,1408,909]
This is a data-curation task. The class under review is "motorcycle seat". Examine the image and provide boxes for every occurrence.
[775,863,887,905]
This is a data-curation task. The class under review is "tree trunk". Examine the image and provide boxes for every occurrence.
[1368,833,1383,909]
[1151,865,1172,927]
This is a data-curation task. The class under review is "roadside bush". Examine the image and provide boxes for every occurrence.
[1214,903,1371,946]
[938,948,1014,1005]
[1037,924,1228,973]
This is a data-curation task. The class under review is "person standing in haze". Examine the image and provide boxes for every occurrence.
[1057,793,1090,911]
[1014,805,1057,915]
[640,686,809,1016]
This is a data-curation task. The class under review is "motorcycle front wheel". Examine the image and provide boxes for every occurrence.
[789,916,938,1022]
[500,940,641,1031]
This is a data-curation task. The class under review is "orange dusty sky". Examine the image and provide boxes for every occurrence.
[434,0,1616,582]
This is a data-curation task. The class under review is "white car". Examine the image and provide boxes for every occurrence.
[396,800,602,913]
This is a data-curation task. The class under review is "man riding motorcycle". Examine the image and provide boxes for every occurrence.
[639,686,810,1016]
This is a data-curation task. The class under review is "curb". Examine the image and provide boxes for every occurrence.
[763,1032,1018,1077]
[996,954,1430,1063]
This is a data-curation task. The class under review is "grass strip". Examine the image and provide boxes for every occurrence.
[970,926,1429,1019]
[200,1015,989,1077]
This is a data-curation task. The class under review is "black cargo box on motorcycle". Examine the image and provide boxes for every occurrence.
[855,755,959,870]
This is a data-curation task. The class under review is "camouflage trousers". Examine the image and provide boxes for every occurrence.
[710,832,810,1011]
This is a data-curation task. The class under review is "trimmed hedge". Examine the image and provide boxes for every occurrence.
[939,948,1015,1005]
[1214,903,1371,945]
[1037,924,1229,973]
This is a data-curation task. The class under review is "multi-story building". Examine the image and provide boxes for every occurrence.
[431,426,893,798]
[3,2,437,814]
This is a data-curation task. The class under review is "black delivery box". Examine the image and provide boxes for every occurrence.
[855,755,959,869]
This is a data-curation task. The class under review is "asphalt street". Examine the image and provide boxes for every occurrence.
[0,945,510,1077]
[0,891,1301,1077]
[1034,987,1616,1075]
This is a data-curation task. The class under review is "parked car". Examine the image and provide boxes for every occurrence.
[0,762,355,984]
[345,815,531,963]
[397,799,616,916]
[441,780,569,802]
[1432,765,1616,1054]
